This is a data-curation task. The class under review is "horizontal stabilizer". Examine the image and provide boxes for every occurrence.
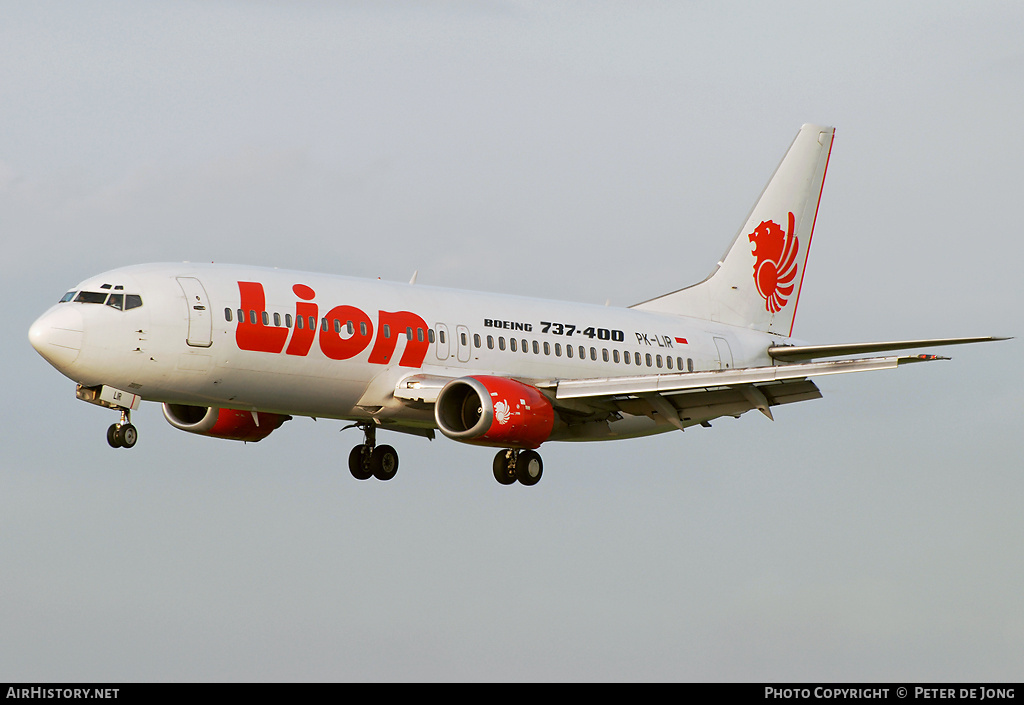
[768,336,1008,362]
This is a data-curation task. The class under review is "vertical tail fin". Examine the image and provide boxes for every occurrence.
[631,124,834,337]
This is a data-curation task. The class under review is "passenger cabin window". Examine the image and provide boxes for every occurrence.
[225,308,233,322]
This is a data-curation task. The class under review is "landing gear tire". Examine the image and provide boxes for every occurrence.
[107,423,138,449]
[493,450,517,485]
[119,423,138,448]
[516,450,543,486]
[348,444,373,480]
[107,424,122,448]
[369,445,399,481]
[346,422,399,482]
[492,449,544,486]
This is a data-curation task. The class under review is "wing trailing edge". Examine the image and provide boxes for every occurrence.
[549,355,943,401]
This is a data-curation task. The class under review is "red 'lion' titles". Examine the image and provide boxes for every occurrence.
[234,282,430,368]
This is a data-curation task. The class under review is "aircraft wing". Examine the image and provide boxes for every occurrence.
[767,336,1007,362]
[542,355,945,427]
[549,354,937,400]
[396,354,951,433]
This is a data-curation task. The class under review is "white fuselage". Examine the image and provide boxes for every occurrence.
[30,262,784,441]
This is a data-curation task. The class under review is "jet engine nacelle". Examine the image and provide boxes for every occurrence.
[434,375,555,449]
[162,403,290,442]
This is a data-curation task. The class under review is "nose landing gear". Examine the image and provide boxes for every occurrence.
[107,409,138,449]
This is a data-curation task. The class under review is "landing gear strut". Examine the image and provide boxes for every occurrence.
[493,449,543,486]
[107,408,138,449]
[346,423,399,481]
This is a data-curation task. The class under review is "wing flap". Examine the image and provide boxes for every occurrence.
[613,379,822,429]
[552,355,934,401]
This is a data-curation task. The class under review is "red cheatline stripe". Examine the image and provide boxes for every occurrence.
[788,128,835,337]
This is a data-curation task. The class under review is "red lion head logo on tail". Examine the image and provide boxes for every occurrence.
[748,211,798,313]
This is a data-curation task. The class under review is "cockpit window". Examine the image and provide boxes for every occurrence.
[75,291,108,304]
[67,290,142,309]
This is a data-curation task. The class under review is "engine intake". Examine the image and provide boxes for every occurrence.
[162,404,289,442]
[434,376,555,449]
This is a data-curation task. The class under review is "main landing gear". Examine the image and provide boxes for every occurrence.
[347,423,399,481]
[107,409,138,449]
[493,449,543,487]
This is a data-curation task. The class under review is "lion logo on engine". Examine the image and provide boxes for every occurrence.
[493,399,512,425]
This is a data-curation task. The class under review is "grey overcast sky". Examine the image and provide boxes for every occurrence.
[2,0,1022,682]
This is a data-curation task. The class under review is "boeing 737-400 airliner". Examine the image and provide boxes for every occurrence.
[28,125,1004,486]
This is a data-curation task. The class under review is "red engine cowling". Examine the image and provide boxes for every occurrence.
[434,376,555,449]
[162,404,290,442]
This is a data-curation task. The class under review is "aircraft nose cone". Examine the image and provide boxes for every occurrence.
[29,305,84,372]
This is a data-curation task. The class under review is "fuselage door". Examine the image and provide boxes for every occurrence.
[455,325,471,363]
[714,337,734,370]
[435,323,450,361]
[177,277,213,348]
